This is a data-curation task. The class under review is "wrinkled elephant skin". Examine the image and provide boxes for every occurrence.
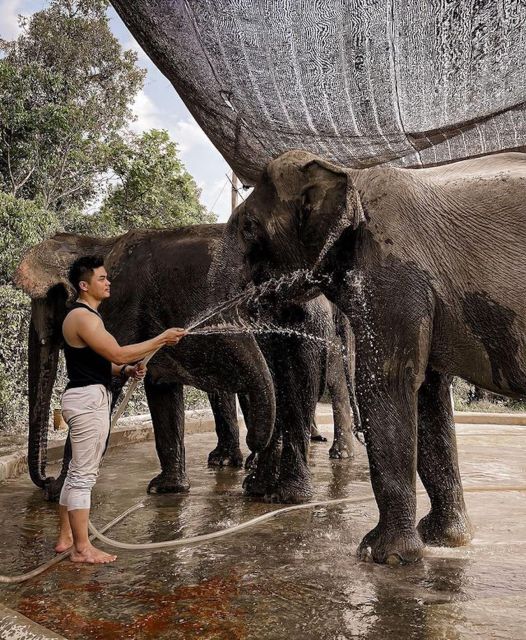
[15,225,275,497]
[233,150,526,563]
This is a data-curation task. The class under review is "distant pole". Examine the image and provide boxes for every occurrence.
[231,171,239,212]
[232,170,241,421]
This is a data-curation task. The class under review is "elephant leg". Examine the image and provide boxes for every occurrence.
[243,428,281,497]
[144,379,189,494]
[354,289,433,564]
[327,349,354,460]
[310,421,327,442]
[416,369,473,546]
[356,366,424,564]
[272,341,320,504]
[207,391,243,467]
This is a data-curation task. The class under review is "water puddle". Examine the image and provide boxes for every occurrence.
[1,424,525,638]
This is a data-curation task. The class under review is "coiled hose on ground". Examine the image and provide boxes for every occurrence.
[2,345,526,583]
[3,485,526,584]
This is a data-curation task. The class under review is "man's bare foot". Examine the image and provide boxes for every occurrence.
[70,543,117,564]
[55,534,73,553]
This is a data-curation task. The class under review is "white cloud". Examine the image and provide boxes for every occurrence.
[130,89,234,220]
[169,117,210,154]
[129,89,161,133]
[130,91,210,156]
[0,0,25,40]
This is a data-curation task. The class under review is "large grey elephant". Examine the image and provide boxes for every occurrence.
[228,149,526,564]
[15,223,354,501]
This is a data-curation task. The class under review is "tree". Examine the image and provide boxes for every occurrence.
[0,0,145,217]
[0,192,59,285]
[96,129,216,231]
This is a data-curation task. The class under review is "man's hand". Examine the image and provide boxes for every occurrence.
[161,328,188,345]
[127,363,147,380]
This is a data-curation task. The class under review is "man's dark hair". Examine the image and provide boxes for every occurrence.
[68,255,105,295]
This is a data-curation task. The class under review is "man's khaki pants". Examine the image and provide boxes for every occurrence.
[59,384,111,511]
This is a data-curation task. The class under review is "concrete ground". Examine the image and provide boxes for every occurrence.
[0,420,525,640]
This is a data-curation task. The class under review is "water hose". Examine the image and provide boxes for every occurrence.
[0,500,144,584]
[3,485,526,584]
[2,340,526,582]
[87,494,376,550]
[87,484,526,550]
[110,346,162,427]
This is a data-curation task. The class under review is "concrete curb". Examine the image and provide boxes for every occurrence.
[2,408,526,483]
[0,603,68,640]
[452,411,526,425]
[0,410,219,484]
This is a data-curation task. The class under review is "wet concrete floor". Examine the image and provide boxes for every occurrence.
[1,422,525,639]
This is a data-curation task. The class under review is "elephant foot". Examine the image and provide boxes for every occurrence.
[208,445,243,468]
[242,469,272,498]
[147,471,190,494]
[329,441,353,459]
[417,509,474,547]
[358,525,424,565]
[244,452,258,470]
[266,472,314,504]
[310,434,327,443]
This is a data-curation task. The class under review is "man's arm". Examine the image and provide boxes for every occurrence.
[75,313,186,364]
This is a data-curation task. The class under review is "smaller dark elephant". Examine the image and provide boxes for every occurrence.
[15,223,355,503]
[15,225,276,498]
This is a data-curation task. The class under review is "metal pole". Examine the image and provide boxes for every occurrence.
[231,171,239,212]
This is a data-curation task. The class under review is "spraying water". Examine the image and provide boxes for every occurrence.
[185,268,328,332]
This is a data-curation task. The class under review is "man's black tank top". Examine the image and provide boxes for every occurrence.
[64,302,112,390]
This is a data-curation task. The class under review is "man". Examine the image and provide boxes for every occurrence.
[55,255,186,564]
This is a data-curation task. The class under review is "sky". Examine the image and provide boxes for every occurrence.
[0,0,235,221]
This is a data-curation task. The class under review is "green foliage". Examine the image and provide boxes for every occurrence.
[0,0,145,214]
[97,129,216,231]
[0,1,216,432]
[0,285,31,429]
[0,192,59,284]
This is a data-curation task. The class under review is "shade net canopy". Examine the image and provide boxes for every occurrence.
[111,0,526,184]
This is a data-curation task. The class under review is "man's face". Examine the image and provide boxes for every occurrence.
[80,266,111,300]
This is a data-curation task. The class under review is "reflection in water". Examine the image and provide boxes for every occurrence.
[1,427,526,639]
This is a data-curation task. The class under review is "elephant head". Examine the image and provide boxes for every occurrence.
[233,150,366,297]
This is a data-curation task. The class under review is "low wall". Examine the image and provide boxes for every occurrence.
[2,407,526,483]
[0,410,218,483]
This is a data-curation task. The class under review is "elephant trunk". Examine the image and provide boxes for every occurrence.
[28,290,69,498]
[241,353,276,453]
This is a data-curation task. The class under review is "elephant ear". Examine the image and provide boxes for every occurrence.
[301,158,365,234]
[208,206,247,299]
[14,232,117,302]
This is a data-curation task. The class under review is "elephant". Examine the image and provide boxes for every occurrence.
[228,149,526,563]
[15,223,354,501]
